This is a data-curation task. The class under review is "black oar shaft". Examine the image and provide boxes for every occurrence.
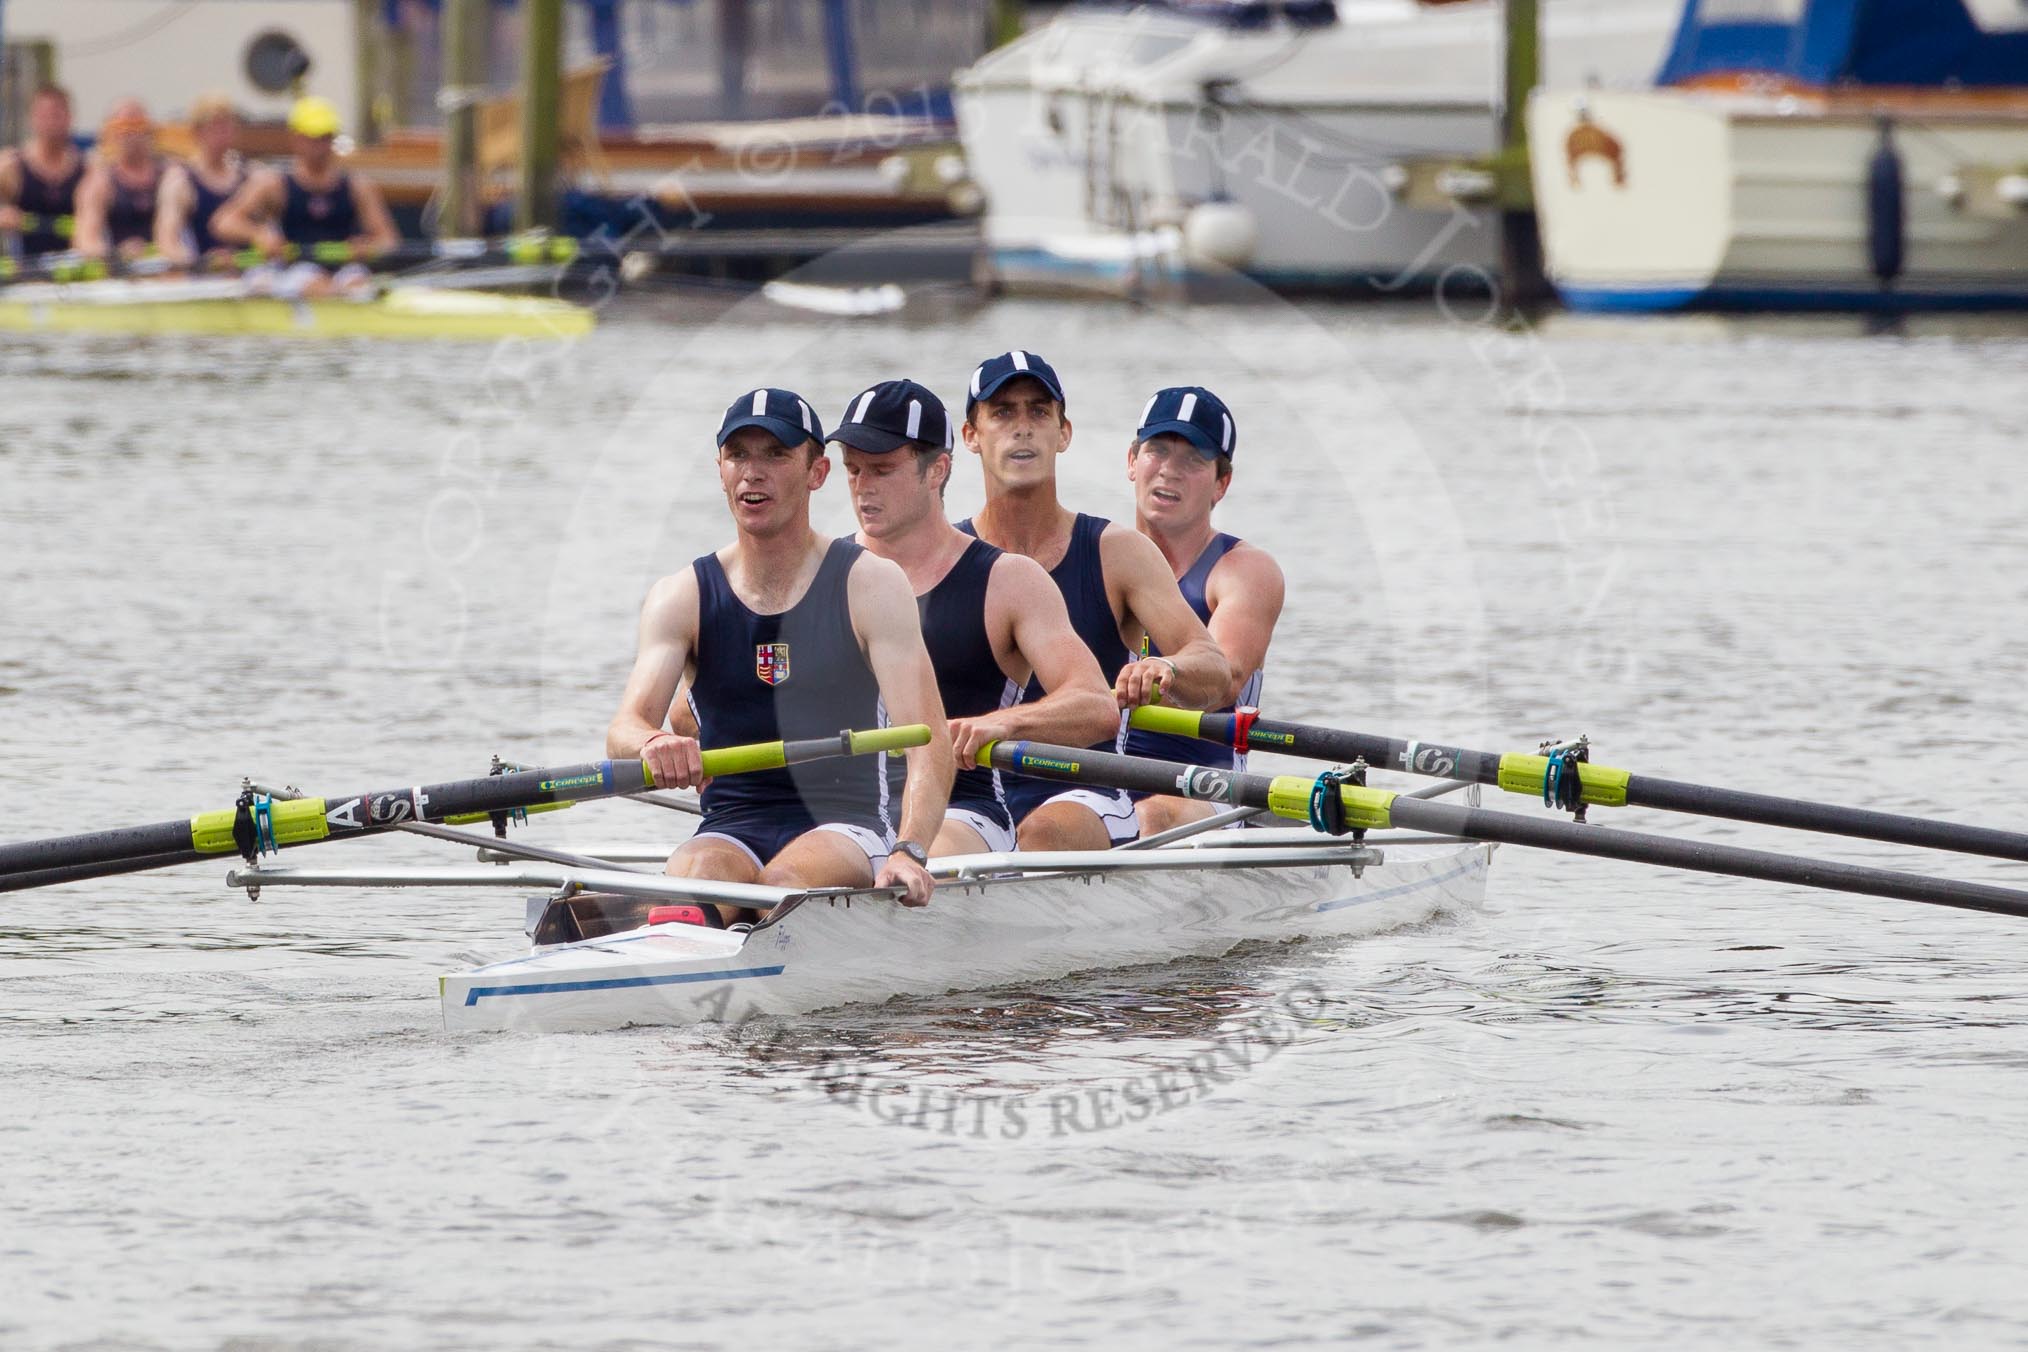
[0,760,652,881]
[1625,774,2028,863]
[0,725,928,892]
[1393,798,2028,922]
[2,852,207,893]
[1145,710,2028,865]
[987,740,2028,921]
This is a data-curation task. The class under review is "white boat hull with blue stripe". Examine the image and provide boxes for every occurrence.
[430,832,1493,1033]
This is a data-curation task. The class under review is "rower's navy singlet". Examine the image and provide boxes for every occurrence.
[16,155,83,255]
[187,163,245,256]
[687,538,892,835]
[1124,532,1263,771]
[894,537,1018,833]
[959,512,1130,821]
[282,171,359,246]
[105,159,162,247]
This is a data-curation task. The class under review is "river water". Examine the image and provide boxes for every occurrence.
[3,290,2027,1349]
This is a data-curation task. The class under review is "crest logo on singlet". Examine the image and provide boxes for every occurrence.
[755,642,791,686]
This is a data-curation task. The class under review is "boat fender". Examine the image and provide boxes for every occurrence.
[1867,117,1905,290]
[1184,199,1259,269]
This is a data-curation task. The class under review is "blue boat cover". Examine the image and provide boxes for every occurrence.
[1656,0,2028,88]
[1076,0,1338,29]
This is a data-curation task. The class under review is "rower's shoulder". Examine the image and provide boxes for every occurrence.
[1219,537,1283,576]
[843,540,913,597]
[643,564,702,609]
[346,168,391,201]
[1094,517,1175,578]
[221,164,281,206]
[983,547,1054,601]
[1208,538,1285,603]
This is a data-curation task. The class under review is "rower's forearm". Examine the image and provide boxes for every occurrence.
[995,688,1121,749]
[605,716,663,759]
[210,212,255,246]
[896,746,954,847]
[1165,641,1236,709]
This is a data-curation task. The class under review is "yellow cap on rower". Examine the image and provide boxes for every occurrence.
[287,96,342,138]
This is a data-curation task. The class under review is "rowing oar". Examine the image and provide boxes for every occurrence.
[0,234,585,285]
[0,726,928,893]
[1130,707,2028,866]
[982,739,2028,920]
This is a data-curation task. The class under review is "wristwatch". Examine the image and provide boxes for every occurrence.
[893,839,929,867]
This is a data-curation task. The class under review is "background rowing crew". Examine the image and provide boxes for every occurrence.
[608,355,1286,924]
[0,86,397,296]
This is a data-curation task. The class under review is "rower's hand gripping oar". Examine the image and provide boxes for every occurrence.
[980,739,2028,922]
[0,725,930,893]
[1132,707,2028,866]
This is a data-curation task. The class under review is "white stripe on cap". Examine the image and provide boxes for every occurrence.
[751,389,767,416]
[1176,391,1198,424]
[851,389,877,424]
[798,399,813,432]
[1221,411,1233,452]
[970,365,983,397]
[1139,394,1158,429]
[906,399,923,440]
[1010,350,1029,371]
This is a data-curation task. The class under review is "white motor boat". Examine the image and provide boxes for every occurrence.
[1529,0,2028,312]
[954,0,1681,295]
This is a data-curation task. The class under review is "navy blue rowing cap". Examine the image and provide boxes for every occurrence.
[716,387,824,450]
[830,379,954,455]
[1135,386,1236,460]
[965,349,1066,416]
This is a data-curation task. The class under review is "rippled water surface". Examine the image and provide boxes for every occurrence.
[4,296,2028,1349]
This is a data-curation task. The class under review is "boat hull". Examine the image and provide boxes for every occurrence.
[0,286,595,340]
[440,840,1494,1034]
[1530,88,2028,312]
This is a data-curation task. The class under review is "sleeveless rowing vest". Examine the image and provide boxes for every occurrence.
[187,162,245,256]
[1124,532,1263,771]
[15,155,83,255]
[959,512,1130,820]
[893,537,1018,830]
[281,171,358,247]
[686,538,892,831]
[105,159,162,247]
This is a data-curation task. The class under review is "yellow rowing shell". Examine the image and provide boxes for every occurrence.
[0,286,595,341]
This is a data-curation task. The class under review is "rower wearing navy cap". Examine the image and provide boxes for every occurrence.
[834,379,1119,857]
[959,350,1232,851]
[1122,386,1285,835]
[607,387,954,914]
